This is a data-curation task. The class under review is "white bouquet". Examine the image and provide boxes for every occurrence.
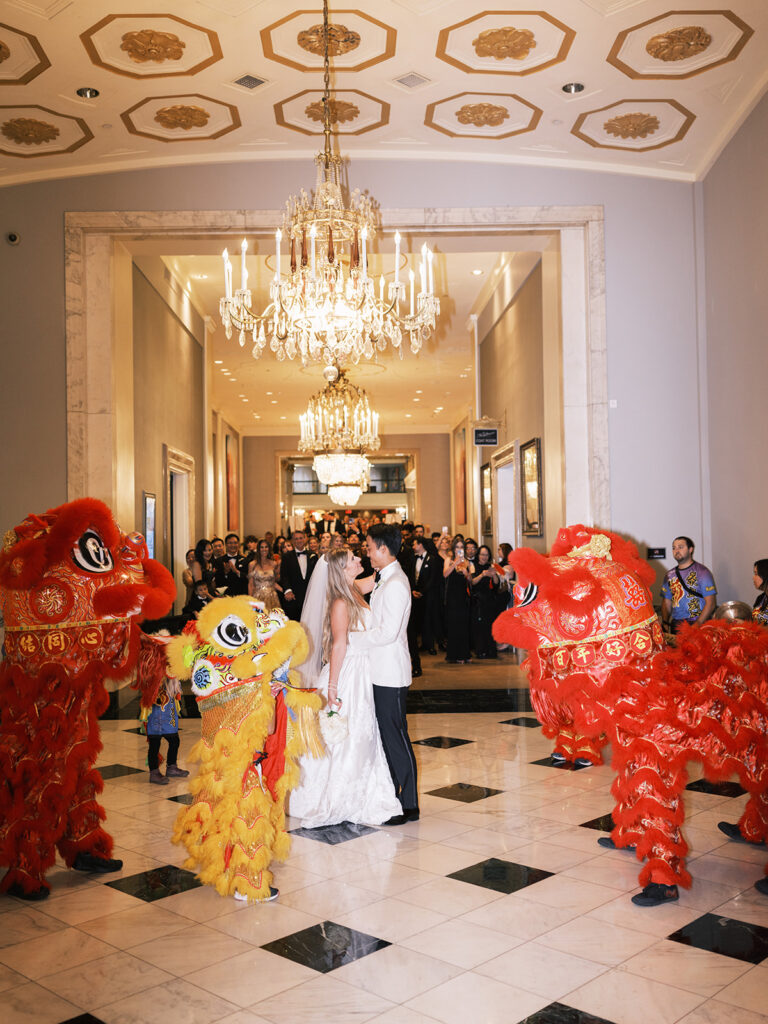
[319,707,348,746]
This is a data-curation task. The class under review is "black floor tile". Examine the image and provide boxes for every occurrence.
[685,779,747,798]
[427,783,503,803]
[667,912,768,964]
[448,857,553,895]
[168,792,194,804]
[288,822,378,845]
[96,764,145,780]
[530,756,591,772]
[407,688,533,714]
[519,1002,616,1023]
[580,813,615,832]
[262,920,389,973]
[414,736,473,749]
[58,1016,110,1024]
[500,716,542,728]
[105,864,201,902]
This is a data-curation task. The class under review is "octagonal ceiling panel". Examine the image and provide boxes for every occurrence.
[572,99,695,152]
[261,9,395,73]
[275,89,388,136]
[608,10,754,79]
[436,11,575,76]
[426,92,542,140]
[121,94,240,142]
[0,22,50,85]
[81,13,222,79]
[0,104,92,157]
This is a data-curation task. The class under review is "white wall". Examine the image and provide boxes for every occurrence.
[0,157,705,559]
[703,91,768,602]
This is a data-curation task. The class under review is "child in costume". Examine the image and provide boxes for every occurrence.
[136,632,189,786]
[166,597,323,903]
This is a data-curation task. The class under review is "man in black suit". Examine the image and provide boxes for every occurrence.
[215,533,248,596]
[412,536,441,656]
[279,529,316,620]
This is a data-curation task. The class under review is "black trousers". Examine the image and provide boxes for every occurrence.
[148,733,180,770]
[372,685,418,811]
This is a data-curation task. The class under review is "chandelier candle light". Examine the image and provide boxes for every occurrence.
[219,0,439,377]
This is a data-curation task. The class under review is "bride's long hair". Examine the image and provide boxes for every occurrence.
[322,548,365,661]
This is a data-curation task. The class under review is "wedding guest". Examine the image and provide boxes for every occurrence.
[753,559,768,625]
[248,539,282,610]
[216,533,248,596]
[443,537,472,663]
[181,549,195,607]
[191,539,215,592]
[471,545,501,659]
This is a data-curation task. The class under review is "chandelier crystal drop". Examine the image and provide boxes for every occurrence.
[218,0,439,377]
[328,483,363,506]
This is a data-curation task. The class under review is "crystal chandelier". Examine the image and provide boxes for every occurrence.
[298,365,379,495]
[328,483,364,506]
[219,0,439,376]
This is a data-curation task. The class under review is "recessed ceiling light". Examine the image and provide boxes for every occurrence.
[280,415,286,420]
[413,398,420,402]
[242,398,249,403]
[472,269,483,276]
[215,360,223,364]
[266,391,273,395]
[562,82,584,94]
[405,413,412,418]
[271,399,278,404]
[230,378,237,382]
[459,373,468,379]
[253,413,261,419]
[415,389,423,394]
[193,273,208,280]
[76,87,99,99]
[239,394,245,398]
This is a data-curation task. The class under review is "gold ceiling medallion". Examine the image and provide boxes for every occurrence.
[0,40,11,63]
[603,112,660,140]
[472,27,536,61]
[456,102,509,128]
[305,98,359,124]
[646,26,711,62]
[154,104,210,130]
[297,23,360,56]
[1,117,60,145]
[120,29,186,64]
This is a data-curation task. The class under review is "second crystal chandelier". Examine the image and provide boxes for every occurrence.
[219,0,439,376]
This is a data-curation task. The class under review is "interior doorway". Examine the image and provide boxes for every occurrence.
[170,471,190,614]
[492,441,521,551]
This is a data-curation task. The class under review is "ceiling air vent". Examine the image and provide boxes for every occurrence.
[393,72,431,90]
[234,74,265,90]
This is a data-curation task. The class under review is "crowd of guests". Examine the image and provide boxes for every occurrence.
[181,515,516,676]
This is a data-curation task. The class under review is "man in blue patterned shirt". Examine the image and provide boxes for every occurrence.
[661,536,717,634]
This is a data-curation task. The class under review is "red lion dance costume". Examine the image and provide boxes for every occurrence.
[494,525,768,906]
[0,498,175,900]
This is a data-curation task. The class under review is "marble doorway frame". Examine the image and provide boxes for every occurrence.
[64,205,609,529]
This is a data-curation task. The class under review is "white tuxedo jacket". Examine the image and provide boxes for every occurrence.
[348,559,411,687]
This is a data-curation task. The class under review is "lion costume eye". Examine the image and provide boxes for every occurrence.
[72,530,114,574]
[213,615,251,649]
[191,659,219,695]
[516,582,539,608]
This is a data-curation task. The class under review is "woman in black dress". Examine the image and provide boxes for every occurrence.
[443,537,473,663]
[191,538,216,592]
[471,545,502,658]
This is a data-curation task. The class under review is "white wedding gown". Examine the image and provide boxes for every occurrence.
[290,608,402,828]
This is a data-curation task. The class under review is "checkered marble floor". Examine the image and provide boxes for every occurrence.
[1,704,767,1024]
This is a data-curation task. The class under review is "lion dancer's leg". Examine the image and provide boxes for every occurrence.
[530,682,606,766]
[56,764,122,874]
[0,747,60,899]
[610,735,689,906]
[733,787,768,845]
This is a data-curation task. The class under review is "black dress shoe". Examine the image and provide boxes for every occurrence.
[718,821,765,845]
[72,852,124,874]
[755,877,768,896]
[7,882,49,901]
[383,808,420,826]
[597,836,636,852]
[631,882,679,907]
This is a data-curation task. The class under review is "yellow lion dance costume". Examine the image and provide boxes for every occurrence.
[167,598,322,903]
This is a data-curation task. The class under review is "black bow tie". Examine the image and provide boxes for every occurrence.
[296,550,307,556]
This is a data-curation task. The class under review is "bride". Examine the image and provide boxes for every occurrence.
[289,547,401,828]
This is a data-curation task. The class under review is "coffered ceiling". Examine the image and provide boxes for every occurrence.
[0,1,766,185]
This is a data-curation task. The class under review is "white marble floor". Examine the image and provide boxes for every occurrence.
[1,709,767,1024]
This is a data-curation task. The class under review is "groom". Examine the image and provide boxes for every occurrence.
[349,523,419,824]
